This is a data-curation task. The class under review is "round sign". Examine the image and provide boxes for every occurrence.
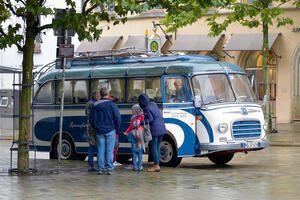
[150,41,159,53]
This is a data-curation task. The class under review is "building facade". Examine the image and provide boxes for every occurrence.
[84,5,300,124]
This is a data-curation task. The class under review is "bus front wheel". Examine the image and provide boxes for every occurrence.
[160,137,182,167]
[208,153,234,166]
[52,134,76,160]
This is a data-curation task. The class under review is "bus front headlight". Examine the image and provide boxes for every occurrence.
[218,123,228,133]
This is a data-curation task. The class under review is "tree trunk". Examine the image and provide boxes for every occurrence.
[262,21,271,134]
[18,13,36,174]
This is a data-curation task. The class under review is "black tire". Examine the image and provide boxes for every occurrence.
[116,154,132,163]
[76,154,87,161]
[52,134,76,160]
[208,153,234,166]
[160,137,182,167]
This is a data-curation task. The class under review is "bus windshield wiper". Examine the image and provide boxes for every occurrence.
[205,98,225,105]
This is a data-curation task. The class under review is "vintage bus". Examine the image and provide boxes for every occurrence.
[32,54,269,166]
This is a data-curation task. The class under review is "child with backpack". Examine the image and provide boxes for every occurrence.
[125,104,145,171]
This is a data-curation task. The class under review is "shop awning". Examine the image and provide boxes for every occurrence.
[223,33,280,51]
[0,65,21,73]
[169,34,223,52]
[75,36,122,53]
[121,35,169,51]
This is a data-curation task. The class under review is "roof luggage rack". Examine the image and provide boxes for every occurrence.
[74,47,147,59]
[55,48,216,69]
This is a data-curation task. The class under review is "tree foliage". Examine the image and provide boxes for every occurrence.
[159,0,300,132]
[155,0,300,35]
[0,0,149,173]
[0,0,150,51]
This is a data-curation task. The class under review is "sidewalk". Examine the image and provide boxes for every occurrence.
[268,122,300,147]
[1,122,300,146]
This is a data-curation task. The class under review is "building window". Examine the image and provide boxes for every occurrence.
[245,51,277,100]
[0,96,8,107]
[97,1,116,12]
[34,42,41,53]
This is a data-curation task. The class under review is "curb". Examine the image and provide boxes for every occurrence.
[270,142,300,147]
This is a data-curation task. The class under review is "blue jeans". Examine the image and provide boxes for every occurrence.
[132,151,142,170]
[151,135,163,165]
[97,130,116,171]
[88,144,97,168]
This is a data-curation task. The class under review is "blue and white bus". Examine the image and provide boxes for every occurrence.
[32,54,269,166]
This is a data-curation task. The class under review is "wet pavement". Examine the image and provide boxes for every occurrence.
[1,140,300,200]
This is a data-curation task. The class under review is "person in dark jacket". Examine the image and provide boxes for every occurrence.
[85,91,100,172]
[90,87,121,175]
[138,93,166,172]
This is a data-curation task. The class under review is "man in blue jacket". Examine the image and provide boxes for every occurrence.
[90,87,121,175]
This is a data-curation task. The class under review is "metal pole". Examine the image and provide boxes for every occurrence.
[145,29,148,54]
[58,28,68,163]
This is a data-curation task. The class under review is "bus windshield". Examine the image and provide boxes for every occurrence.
[192,74,235,105]
[229,74,257,102]
[192,74,257,105]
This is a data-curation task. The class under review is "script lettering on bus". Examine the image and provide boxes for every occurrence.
[69,122,87,129]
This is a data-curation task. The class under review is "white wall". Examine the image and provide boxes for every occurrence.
[0,0,82,89]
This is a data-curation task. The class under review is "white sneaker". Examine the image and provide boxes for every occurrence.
[113,161,122,166]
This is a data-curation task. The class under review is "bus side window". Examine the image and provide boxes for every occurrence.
[128,79,145,102]
[164,77,189,102]
[56,81,73,104]
[127,77,162,103]
[35,81,55,104]
[73,80,88,103]
[91,78,125,103]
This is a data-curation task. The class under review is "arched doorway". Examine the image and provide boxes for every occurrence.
[291,44,300,120]
[243,51,278,117]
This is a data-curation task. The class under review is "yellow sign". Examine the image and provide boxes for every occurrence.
[150,41,159,53]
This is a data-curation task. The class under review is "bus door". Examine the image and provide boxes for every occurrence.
[162,75,196,157]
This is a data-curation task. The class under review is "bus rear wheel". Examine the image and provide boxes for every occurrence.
[160,137,182,167]
[208,153,234,166]
[51,134,76,160]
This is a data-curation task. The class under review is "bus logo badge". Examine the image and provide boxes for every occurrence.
[241,107,248,115]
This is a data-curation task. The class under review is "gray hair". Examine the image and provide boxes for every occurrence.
[132,104,143,115]
[100,87,109,97]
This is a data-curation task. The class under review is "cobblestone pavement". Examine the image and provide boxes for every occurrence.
[1,140,300,200]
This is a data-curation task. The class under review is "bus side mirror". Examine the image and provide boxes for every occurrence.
[194,95,202,108]
[261,95,267,108]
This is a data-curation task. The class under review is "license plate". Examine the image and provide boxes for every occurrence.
[244,141,258,149]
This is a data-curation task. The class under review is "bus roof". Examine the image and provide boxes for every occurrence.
[37,55,245,84]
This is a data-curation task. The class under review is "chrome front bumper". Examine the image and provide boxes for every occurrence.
[199,138,269,152]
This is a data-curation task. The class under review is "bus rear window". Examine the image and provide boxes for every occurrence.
[35,81,55,104]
